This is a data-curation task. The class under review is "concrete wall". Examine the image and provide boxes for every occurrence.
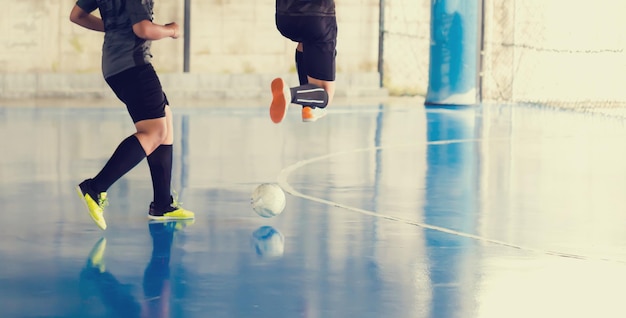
[1,0,381,74]
[0,0,385,99]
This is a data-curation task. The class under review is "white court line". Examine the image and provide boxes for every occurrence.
[277,138,626,264]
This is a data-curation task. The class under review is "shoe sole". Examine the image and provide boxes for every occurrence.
[148,214,195,221]
[149,219,195,224]
[76,186,107,230]
[303,116,321,122]
[302,110,328,122]
[270,78,289,124]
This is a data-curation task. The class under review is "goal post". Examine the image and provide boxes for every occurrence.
[425,0,481,106]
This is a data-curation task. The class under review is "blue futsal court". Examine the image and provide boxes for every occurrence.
[1,99,626,317]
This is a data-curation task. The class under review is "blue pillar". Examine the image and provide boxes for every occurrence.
[425,0,480,106]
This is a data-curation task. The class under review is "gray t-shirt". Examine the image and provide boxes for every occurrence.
[76,0,154,78]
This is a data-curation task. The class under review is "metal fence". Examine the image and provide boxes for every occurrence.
[480,0,626,110]
[380,0,626,113]
[379,0,431,96]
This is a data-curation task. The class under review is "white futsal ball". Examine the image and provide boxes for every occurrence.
[251,183,286,218]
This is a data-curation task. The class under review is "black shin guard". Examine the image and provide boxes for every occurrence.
[289,84,329,108]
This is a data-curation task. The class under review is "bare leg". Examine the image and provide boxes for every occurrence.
[134,114,169,156]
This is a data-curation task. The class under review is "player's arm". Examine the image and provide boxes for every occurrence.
[132,21,179,40]
[69,4,104,32]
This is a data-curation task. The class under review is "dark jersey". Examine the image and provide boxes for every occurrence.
[276,0,336,17]
[76,0,154,78]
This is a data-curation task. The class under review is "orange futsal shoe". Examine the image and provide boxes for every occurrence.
[270,78,291,124]
[301,106,327,122]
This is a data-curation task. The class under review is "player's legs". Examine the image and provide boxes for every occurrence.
[295,42,307,85]
[270,77,330,123]
[146,106,173,206]
[306,76,335,108]
[77,65,154,230]
[297,16,337,121]
[77,64,192,229]
[300,77,332,122]
[145,104,193,220]
[272,15,335,123]
[118,97,193,220]
[299,17,336,121]
[164,105,174,144]
[129,66,172,155]
[134,115,168,155]
[145,105,173,210]
[301,15,337,107]
[295,41,332,122]
[140,101,193,220]
[93,63,167,190]
[270,40,329,123]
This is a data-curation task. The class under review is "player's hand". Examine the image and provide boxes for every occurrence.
[165,22,180,39]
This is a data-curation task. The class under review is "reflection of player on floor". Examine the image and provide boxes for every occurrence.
[79,221,192,317]
[270,0,338,124]
[70,0,194,231]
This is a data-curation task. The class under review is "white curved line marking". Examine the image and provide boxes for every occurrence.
[277,138,625,264]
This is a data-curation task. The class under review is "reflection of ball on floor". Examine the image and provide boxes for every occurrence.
[251,226,285,258]
[251,183,286,218]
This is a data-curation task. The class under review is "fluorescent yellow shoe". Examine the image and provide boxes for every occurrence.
[148,195,195,221]
[270,77,291,124]
[86,237,107,273]
[148,206,195,220]
[76,179,108,230]
[302,106,327,122]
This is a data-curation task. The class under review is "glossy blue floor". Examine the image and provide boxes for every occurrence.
[1,99,625,317]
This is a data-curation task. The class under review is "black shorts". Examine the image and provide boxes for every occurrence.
[105,64,168,123]
[275,14,337,81]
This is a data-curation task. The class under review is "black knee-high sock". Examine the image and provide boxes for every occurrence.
[91,135,146,193]
[295,50,308,85]
[147,144,173,207]
[289,84,329,108]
